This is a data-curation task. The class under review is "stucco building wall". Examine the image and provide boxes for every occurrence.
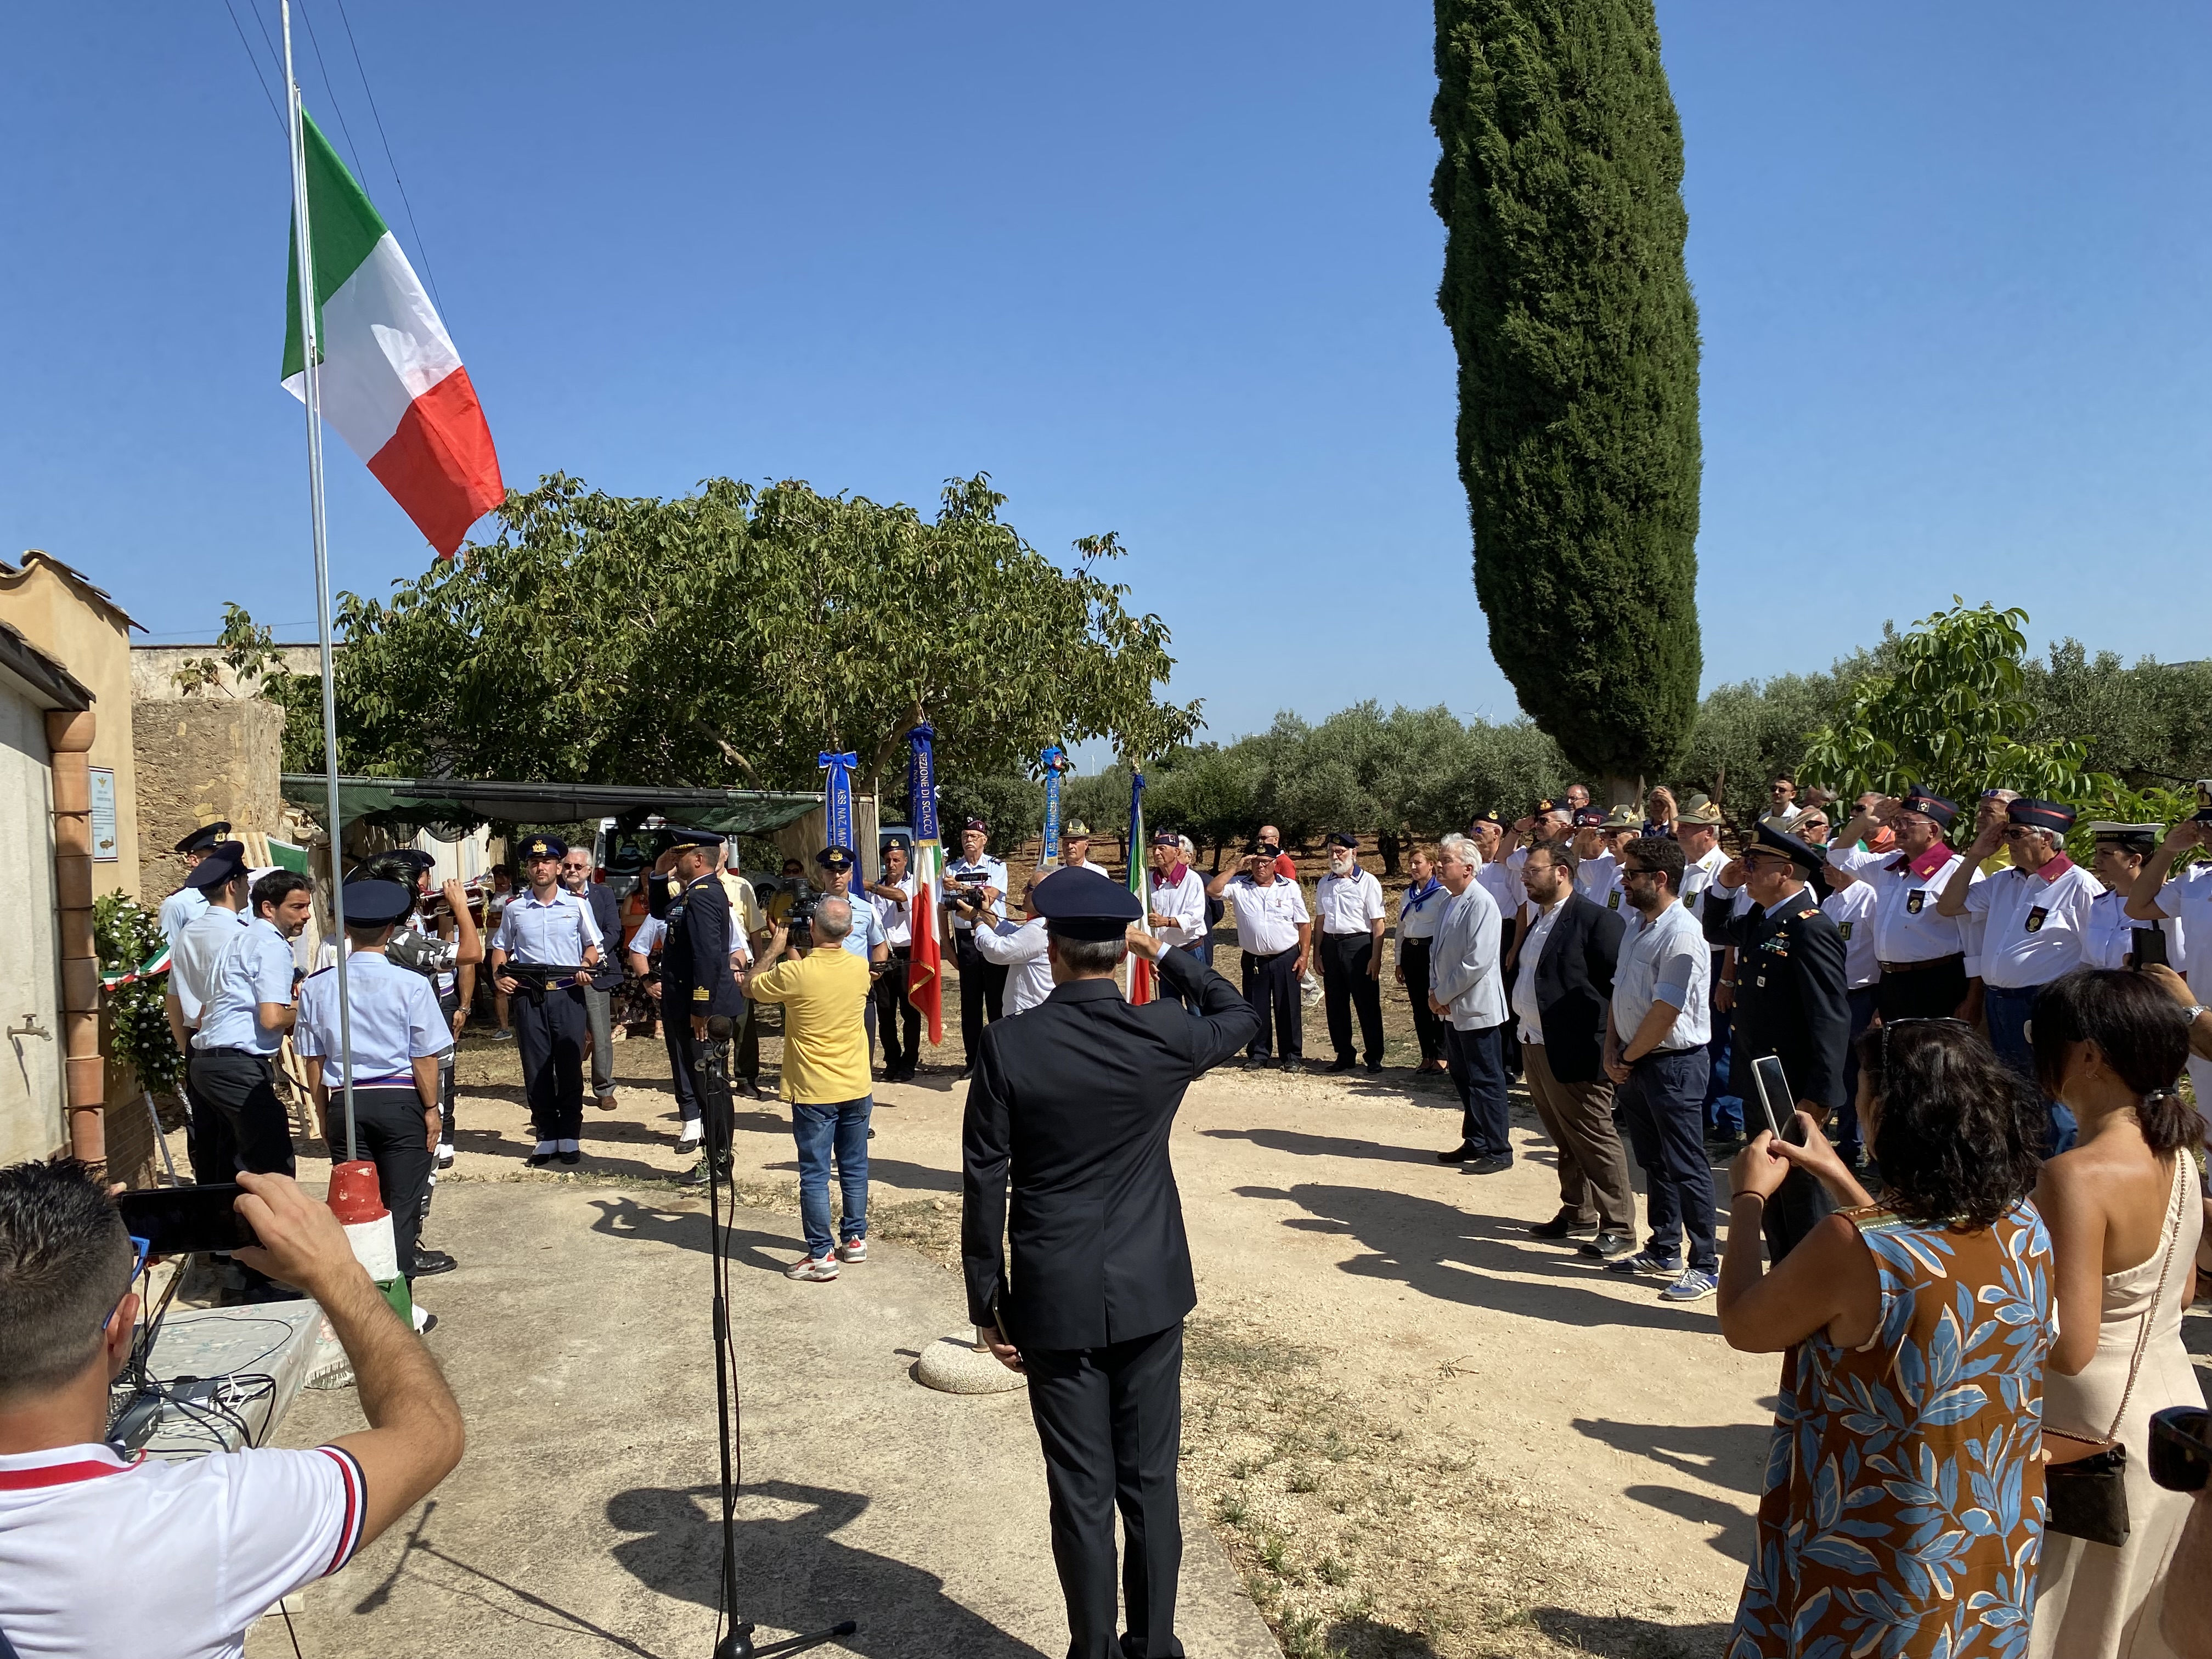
[0,684,64,1165]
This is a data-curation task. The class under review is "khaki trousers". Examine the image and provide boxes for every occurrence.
[1522,1040,1635,1233]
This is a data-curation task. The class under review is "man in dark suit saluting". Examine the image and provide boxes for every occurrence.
[962,867,1258,1659]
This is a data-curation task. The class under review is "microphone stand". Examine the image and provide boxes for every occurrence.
[696,1014,857,1659]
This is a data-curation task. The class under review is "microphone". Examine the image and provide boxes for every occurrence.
[707,1015,734,1042]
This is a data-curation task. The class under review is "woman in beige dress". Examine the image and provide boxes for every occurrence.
[2030,968,2205,1659]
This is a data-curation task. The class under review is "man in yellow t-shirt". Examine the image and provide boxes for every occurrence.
[745,894,875,1282]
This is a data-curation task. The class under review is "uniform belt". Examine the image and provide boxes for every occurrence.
[354,1074,417,1089]
[1878,953,1963,974]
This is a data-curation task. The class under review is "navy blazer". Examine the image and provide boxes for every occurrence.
[1527,893,1626,1084]
[962,946,1256,1351]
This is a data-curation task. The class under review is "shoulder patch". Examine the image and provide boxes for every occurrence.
[304,964,337,981]
[1797,909,1820,920]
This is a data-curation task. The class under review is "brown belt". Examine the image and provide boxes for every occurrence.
[1878,953,1964,974]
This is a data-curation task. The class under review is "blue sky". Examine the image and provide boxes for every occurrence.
[4,2,2205,748]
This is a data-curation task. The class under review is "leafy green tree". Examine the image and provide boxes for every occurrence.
[2020,641,2212,790]
[1677,665,1863,821]
[249,472,1199,794]
[1431,0,1702,792]
[1412,717,1571,836]
[1144,742,1263,867]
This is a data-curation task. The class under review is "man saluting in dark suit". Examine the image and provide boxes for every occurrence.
[962,866,1258,1659]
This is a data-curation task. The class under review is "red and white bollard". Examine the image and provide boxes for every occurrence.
[327,1160,413,1326]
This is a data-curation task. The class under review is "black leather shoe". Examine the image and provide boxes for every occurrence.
[1242,1058,1271,1071]
[557,1148,582,1165]
[1527,1215,1594,1241]
[524,1150,555,1167]
[1325,1058,1356,1074]
[1436,1141,1481,1164]
[1364,1060,1384,1074]
[1278,1058,1302,1074]
[410,1248,458,1277]
[1465,1154,1513,1176]
[1581,1231,1637,1260]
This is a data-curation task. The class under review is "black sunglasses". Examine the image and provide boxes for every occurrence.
[1879,1015,1970,1072]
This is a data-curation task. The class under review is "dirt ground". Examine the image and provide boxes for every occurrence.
[236,943,2211,1659]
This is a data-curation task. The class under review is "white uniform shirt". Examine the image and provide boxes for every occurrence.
[1313,866,1385,936]
[2145,863,2212,1107]
[1145,866,1208,949]
[170,905,252,1029]
[1395,877,1448,952]
[1826,843,1985,973]
[1961,856,2102,989]
[1223,875,1308,956]
[294,949,451,1086]
[1821,881,1881,990]
[1511,897,1567,1045]
[943,854,1009,930]
[1429,881,1506,1031]
[1679,844,1729,910]
[972,916,1054,1014]
[872,874,914,946]
[1573,850,1618,906]
[0,1440,366,1659]
[2083,885,2183,972]
[1481,854,1527,926]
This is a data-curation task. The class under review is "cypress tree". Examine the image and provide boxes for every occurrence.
[1431,0,1702,791]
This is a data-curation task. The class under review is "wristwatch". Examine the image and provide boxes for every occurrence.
[2185,1004,2208,1024]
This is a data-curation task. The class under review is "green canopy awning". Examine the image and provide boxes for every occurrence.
[282,776,822,837]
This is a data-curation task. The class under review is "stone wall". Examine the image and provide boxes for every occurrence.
[133,697,288,902]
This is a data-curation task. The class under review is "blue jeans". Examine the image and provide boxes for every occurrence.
[1984,984,2077,1154]
[1616,1048,1717,1272]
[793,1096,872,1259]
[1703,995,1743,1136]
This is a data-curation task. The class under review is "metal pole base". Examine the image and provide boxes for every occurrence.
[715,1618,857,1658]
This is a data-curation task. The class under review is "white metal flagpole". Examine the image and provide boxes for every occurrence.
[283,0,358,1163]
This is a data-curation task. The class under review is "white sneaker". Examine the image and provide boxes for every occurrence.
[679,1121,703,1148]
[435,1142,455,1169]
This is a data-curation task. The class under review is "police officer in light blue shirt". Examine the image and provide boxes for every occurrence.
[295,879,453,1285]
[157,821,232,945]
[190,869,316,1194]
[489,833,604,1166]
[165,842,254,1185]
[817,845,891,1066]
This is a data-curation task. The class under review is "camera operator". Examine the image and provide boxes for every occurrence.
[972,876,1056,1017]
[0,1160,463,1657]
[943,819,1009,1079]
[746,896,876,1282]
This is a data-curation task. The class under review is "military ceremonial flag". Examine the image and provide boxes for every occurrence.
[282,111,503,559]
[905,724,945,1045]
[1126,766,1154,1005]
[817,751,866,898]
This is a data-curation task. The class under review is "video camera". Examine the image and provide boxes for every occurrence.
[942,871,998,916]
[784,887,820,946]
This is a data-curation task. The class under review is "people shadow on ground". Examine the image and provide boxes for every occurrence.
[606,1479,1048,1659]
[1570,1414,1768,1563]
[1237,1181,1712,1333]
[584,1193,800,1272]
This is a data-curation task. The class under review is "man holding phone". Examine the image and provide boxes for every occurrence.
[1704,823,1849,1263]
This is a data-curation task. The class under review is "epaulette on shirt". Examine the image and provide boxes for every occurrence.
[304,964,337,981]
[1797,909,1820,921]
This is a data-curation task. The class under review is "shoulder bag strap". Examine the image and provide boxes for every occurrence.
[2101,1151,2190,1444]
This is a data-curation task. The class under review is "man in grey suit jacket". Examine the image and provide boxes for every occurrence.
[1428,833,1511,1173]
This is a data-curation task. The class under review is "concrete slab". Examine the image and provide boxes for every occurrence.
[264,1181,1277,1659]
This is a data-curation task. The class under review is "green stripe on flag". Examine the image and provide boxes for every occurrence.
[281,110,393,382]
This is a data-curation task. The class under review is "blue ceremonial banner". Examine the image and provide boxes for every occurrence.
[906,723,940,846]
[818,749,864,896]
[1041,745,1066,866]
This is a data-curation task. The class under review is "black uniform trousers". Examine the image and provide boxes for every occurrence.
[1444,1022,1511,1157]
[180,1065,238,1187]
[664,1016,736,1161]
[1239,948,1301,1061]
[1835,984,1878,1160]
[1497,918,1522,1081]
[1024,1320,1187,1659]
[1398,936,1444,1063]
[874,945,921,1073]
[186,1048,296,1176]
[1875,956,1968,1023]
[955,929,1007,1058]
[349,1085,435,1274]
[1318,932,1384,1065]
[514,983,588,1141]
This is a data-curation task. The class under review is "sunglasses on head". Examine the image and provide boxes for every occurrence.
[1879,1016,1969,1073]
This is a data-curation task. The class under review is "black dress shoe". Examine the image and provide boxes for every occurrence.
[1364,1060,1384,1074]
[1325,1058,1356,1074]
[1278,1059,1302,1074]
[1464,1154,1513,1175]
[1436,1141,1481,1164]
[557,1148,582,1165]
[1527,1215,1594,1241]
[955,1066,972,1082]
[524,1150,555,1167]
[1242,1058,1271,1071]
[410,1248,458,1277]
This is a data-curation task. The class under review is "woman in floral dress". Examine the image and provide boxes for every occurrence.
[1719,1019,2056,1657]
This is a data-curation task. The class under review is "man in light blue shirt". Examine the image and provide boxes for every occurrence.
[189,870,315,1183]
[157,821,233,944]
[489,833,604,1166]
[296,879,454,1288]
[1602,836,1719,1302]
[162,842,254,1186]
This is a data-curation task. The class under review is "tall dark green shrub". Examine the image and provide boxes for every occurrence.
[1432,0,1703,788]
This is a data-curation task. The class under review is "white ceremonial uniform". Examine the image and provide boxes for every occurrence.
[972,916,1054,1014]
[159,884,210,945]
[943,854,1009,930]
[1961,855,2102,990]
[1146,866,1209,949]
[2083,885,2184,972]
[1573,849,1619,906]
[1427,881,1506,1031]
[1224,876,1307,956]
[1679,844,1729,909]
[0,1440,367,1659]
[1314,867,1385,937]
[1822,881,1881,990]
[1476,856,1525,929]
[1826,843,1985,973]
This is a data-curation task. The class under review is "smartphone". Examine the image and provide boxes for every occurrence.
[115,1184,258,1256]
[1750,1056,1809,1146]
[2132,927,2170,970]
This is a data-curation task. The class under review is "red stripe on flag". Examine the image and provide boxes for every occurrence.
[1130,953,1154,1005]
[365,366,505,558]
[907,879,944,1045]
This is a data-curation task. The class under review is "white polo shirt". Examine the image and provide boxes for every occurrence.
[1476,857,1525,928]
[1573,850,1618,906]
[1223,876,1308,956]
[2083,885,2184,972]
[1821,880,1880,990]
[1961,855,2102,990]
[0,1440,366,1658]
[1313,867,1384,937]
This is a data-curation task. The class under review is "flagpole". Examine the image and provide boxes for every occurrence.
[283,0,358,1163]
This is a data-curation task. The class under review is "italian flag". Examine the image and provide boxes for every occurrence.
[1126,774,1155,1005]
[907,838,945,1045]
[283,112,503,559]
